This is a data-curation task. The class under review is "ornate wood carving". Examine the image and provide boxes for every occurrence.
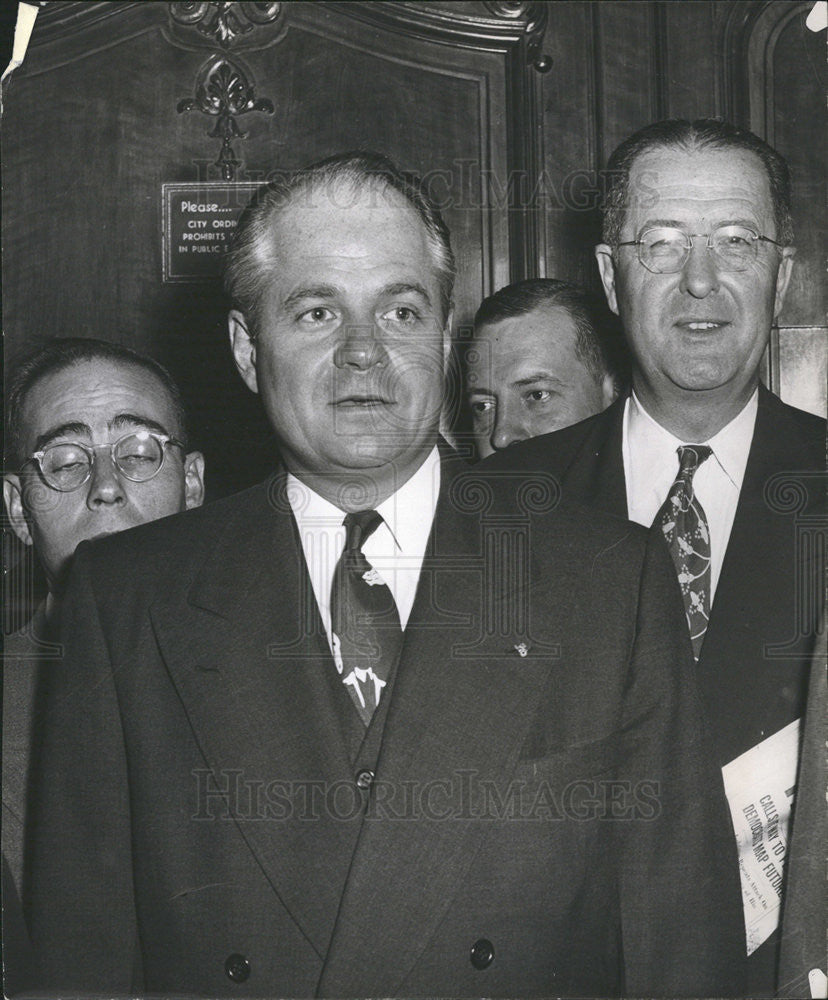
[168,4,284,180]
[168,2,283,48]
[483,1,552,72]
[177,55,274,180]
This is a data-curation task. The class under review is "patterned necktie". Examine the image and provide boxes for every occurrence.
[330,510,403,725]
[656,445,713,661]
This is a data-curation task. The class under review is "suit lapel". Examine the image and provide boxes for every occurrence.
[562,396,628,517]
[706,385,820,642]
[319,454,554,995]
[705,389,786,642]
[148,477,361,959]
[696,387,820,763]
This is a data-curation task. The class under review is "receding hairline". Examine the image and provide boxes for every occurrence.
[251,176,444,268]
[627,141,776,191]
[602,120,794,247]
[224,153,457,336]
[18,357,185,444]
[237,179,453,337]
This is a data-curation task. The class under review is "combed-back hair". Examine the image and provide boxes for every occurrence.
[602,118,794,247]
[224,150,456,334]
[473,278,615,383]
[5,337,188,466]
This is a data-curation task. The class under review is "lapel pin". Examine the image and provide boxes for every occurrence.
[514,642,530,658]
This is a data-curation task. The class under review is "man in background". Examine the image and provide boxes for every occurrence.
[2,337,204,962]
[484,118,826,995]
[465,278,617,458]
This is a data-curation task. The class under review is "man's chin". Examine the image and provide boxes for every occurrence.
[292,440,436,503]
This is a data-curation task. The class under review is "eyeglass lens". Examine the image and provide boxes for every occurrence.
[639,225,760,273]
[39,433,166,490]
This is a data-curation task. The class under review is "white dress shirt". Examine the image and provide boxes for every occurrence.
[287,446,441,652]
[622,390,758,600]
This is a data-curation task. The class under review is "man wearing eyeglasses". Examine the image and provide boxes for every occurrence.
[2,337,204,950]
[484,119,826,995]
[4,338,205,604]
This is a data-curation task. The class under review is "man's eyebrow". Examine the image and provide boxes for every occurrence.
[283,281,435,311]
[712,218,763,231]
[639,218,685,230]
[110,413,171,436]
[33,415,172,453]
[467,386,493,398]
[639,218,761,232]
[514,372,567,388]
[379,282,433,307]
[33,422,92,453]
[282,285,341,310]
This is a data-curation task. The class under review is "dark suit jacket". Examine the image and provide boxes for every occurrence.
[26,450,744,997]
[3,602,57,897]
[484,385,826,993]
[3,603,58,997]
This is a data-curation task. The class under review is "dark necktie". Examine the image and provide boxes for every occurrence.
[330,510,403,725]
[656,445,713,661]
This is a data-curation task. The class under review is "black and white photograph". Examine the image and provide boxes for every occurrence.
[2,2,825,997]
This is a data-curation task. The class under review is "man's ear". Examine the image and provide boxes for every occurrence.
[442,306,454,368]
[600,372,618,409]
[773,248,795,320]
[595,245,620,316]
[3,475,33,547]
[182,452,205,509]
[228,310,259,394]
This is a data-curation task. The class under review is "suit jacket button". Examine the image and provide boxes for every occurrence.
[470,938,494,969]
[356,769,374,789]
[225,953,250,983]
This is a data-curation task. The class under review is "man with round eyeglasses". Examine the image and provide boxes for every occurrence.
[2,336,204,981]
[28,427,187,494]
[4,338,204,603]
[616,223,786,276]
[484,118,826,995]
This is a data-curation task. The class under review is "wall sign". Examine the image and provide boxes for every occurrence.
[162,182,260,281]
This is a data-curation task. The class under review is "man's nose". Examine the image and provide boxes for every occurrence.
[490,400,529,452]
[85,451,127,509]
[333,325,388,371]
[679,240,720,298]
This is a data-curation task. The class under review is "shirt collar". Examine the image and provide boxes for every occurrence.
[374,445,441,555]
[286,445,441,553]
[627,389,757,491]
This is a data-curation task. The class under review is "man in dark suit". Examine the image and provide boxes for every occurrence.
[485,120,826,996]
[2,339,205,993]
[26,152,744,997]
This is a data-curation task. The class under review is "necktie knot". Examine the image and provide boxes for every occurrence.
[676,444,712,478]
[343,509,382,552]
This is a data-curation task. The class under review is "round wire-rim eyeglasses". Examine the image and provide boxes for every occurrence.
[616,224,786,274]
[25,430,185,492]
